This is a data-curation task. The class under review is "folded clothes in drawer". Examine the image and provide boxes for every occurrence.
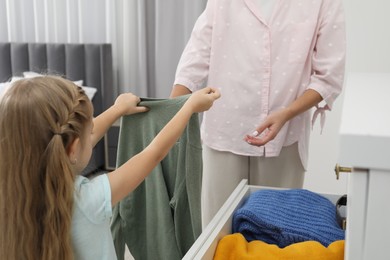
[214,233,344,260]
[232,188,345,247]
[183,180,346,260]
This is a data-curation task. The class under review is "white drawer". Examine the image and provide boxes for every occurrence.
[338,73,390,260]
[343,168,390,260]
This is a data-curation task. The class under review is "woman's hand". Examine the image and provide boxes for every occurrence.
[244,108,291,146]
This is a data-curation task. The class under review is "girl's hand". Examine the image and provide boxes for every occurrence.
[114,93,149,116]
[186,87,221,113]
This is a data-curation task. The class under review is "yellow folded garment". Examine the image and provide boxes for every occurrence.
[214,233,344,260]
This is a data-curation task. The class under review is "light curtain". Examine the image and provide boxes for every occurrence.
[0,0,207,99]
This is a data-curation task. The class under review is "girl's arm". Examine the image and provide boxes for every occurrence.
[108,87,220,206]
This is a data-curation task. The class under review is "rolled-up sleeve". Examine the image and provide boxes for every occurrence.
[308,0,346,110]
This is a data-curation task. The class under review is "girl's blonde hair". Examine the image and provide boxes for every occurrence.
[0,76,93,260]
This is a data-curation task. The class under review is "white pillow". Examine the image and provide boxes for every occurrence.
[22,71,97,101]
[80,86,98,101]
[0,82,11,99]
[0,77,23,100]
[23,71,44,79]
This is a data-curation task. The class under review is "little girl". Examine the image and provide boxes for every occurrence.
[0,76,220,260]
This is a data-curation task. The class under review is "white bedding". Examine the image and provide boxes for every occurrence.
[1,72,97,101]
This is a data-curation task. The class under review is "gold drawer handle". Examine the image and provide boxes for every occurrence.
[334,164,352,180]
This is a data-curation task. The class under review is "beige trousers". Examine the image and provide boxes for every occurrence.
[201,143,305,229]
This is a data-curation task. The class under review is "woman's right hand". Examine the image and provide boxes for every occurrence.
[186,87,221,113]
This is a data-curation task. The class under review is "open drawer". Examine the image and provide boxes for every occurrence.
[183,179,343,260]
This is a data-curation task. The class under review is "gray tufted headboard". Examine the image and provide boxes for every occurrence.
[0,42,115,175]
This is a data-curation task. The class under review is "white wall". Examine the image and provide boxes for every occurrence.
[304,0,390,194]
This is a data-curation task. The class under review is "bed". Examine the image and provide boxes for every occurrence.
[0,42,114,175]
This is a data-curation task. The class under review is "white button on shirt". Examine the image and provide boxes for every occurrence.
[174,0,346,169]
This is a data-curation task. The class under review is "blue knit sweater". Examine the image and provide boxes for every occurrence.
[232,189,345,247]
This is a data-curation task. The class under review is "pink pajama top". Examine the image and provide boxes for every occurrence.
[174,0,346,169]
